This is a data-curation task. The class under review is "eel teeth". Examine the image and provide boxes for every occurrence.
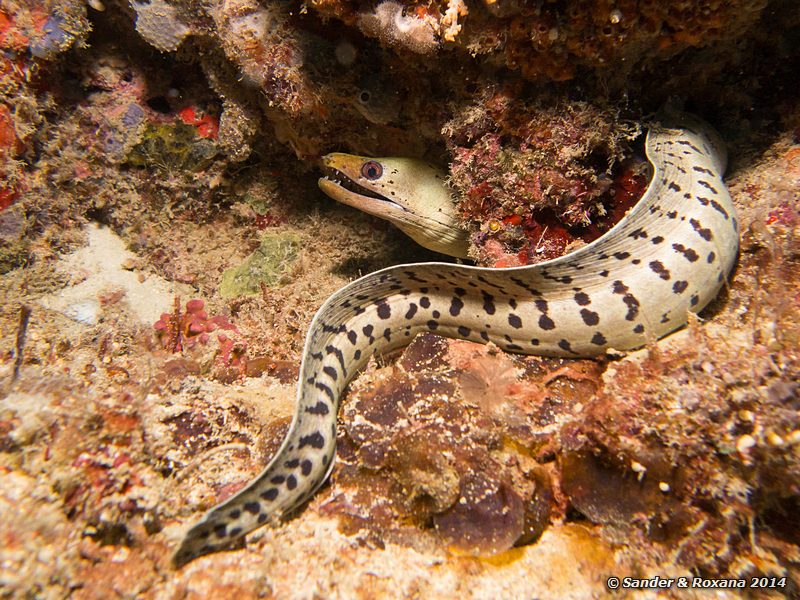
[323,167,406,211]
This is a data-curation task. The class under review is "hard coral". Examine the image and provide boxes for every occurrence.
[131,0,192,52]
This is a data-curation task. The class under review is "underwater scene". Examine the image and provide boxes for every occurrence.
[0,0,798,597]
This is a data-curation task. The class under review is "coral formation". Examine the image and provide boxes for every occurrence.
[131,0,191,52]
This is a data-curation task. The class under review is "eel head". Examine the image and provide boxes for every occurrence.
[319,153,470,258]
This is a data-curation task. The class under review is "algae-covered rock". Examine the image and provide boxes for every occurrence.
[125,122,218,172]
[219,232,300,297]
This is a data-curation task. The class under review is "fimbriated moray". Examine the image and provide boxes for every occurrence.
[173,114,738,567]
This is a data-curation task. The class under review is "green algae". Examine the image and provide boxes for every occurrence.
[219,232,301,297]
[125,122,217,172]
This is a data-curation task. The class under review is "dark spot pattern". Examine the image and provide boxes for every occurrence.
[326,344,347,376]
[315,382,334,402]
[539,315,555,330]
[261,488,279,500]
[710,199,728,219]
[482,292,496,315]
[673,243,699,262]
[613,281,640,321]
[697,180,718,194]
[376,301,391,320]
[306,401,330,415]
[649,260,671,280]
[690,218,713,241]
[580,309,600,326]
[629,228,648,240]
[449,297,463,316]
[574,292,590,306]
[244,502,260,515]
[508,314,523,329]
[299,432,325,449]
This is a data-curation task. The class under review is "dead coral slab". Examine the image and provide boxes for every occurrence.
[334,332,602,555]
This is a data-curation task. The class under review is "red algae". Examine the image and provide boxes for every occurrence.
[444,96,642,265]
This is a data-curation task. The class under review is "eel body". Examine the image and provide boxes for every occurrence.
[173,115,739,567]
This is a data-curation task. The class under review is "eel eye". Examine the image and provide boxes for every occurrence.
[361,160,383,180]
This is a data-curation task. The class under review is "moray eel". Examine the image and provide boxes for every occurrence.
[173,114,738,567]
[319,154,471,258]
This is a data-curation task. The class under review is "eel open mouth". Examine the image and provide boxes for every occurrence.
[320,165,406,212]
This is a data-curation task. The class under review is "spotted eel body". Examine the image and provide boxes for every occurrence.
[173,115,739,567]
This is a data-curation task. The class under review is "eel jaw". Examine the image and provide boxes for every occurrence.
[318,165,407,218]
